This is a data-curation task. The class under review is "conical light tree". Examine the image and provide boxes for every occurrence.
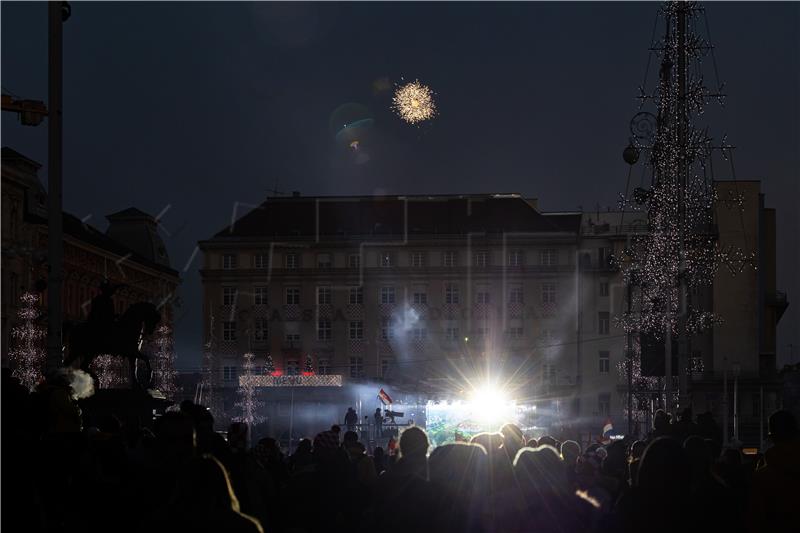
[89,354,126,389]
[152,324,180,400]
[235,352,264,427]
[9,292,46,391]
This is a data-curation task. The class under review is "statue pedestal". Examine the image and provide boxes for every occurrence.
[79,389,171,429]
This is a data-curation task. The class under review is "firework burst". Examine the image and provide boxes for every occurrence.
[392,79,436,124]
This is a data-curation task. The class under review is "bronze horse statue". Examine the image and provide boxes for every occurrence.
[64,301,162,389]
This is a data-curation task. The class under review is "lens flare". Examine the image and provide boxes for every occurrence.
[392,80,437,124]
[469,383,515,425]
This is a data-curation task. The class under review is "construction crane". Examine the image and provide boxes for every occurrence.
[1,94,48,126]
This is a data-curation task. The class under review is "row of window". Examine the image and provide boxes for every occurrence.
[220,282,587,307]
[220,313,611,342]
[220,249,562,270]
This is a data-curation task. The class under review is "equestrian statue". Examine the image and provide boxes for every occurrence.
[63,280,162,389]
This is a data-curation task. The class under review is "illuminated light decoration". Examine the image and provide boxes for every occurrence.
[302,354,314,376]
[89,354,126,389]
[469,383,515,425]
[200,313,225,422]
[245,374,343,387]
[392,79,437,124]
[9,292,46,391]
[235,352,265,425]
[151,324,179,400]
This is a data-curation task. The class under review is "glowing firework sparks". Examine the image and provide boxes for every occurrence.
[392,80,436,124]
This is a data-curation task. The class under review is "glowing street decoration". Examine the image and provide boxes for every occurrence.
[392,79,437,124]
[242,374,343,387]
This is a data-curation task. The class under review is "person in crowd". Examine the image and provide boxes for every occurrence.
[288,437,313,473]
[374,407,384,437]
[500,423,525,462]
[626,440,646,486]
[514,445,597,533]
[747,410,800,533]
[344,407,358,432]
[373,446,387,475]
[429,442,488,533]
[560,439,582,488]
[471,431,516,530]
[142,454,263,533]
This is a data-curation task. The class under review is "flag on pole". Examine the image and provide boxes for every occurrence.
[378,388,393,405]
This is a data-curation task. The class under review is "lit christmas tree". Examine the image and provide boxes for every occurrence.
[200,313,224,424]
[235,352,264,426]
[89,354,126,389]
[9,292,46,391]
[152,324,180,400]
[265,354,275,375]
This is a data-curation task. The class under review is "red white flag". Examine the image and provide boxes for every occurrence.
[378,388,393,405]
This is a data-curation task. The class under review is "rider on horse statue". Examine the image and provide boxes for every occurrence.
[87,281,124,342]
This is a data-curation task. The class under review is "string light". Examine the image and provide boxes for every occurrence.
[235,352,264,426]
[9,292,45,391]
[90,354,126,389]
[152,324,179,400]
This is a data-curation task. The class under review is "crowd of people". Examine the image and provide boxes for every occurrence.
[3,368,799,533]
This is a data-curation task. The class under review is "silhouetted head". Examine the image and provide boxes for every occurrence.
[514,445,567,496]
[295,438,312,454]
[331,425,341,434]
[538,435,557,448]
[343,430,359,444]
[429,442,487,496]
[399,426,429,460]
[170,454,242,512]
[470,431,504,455]
[629,440,646,460]
[500,423,525,456]
[637,437,690,493]
[560,440,581,466]
[768,410,799,443]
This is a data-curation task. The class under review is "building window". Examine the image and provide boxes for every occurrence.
[474,251,488,268]
[509,286,524,304]
[349,320,364,340]
[476,291,490,304]
[318,359,330,375]
[317,286,332,305]
[599,351,610,373]
[254,287,268,305]
[285,287,300,305]
[412,327,427,341]
[349,286,363,305]
[380,317,394,340]
[598,247,612,268]
[223,366,238,382]
[285,332,300,343]
[413,290,427,305]
[543,364,556,386]
[380,286,396,304]
[598,393,611,416]
[222,287,238,306]
[318,318,332,341]
[349,357,364,378]
[381,358,390,377]
[599,281,609,297]
[285,253,298,269]
[598,312,610,335]
[286,360,300,376]
[445,326,460,341]
[509,326,524,339]
[508,250,523,267]
[348,254,360,269]
[254,318,268,341]
[222,254,237,269]
[540,249,557,266]
[316,253,332,268]
[445,284,459,304]
[379,252,393,267]
[254,253,269,270]
[443,251,457,267]
[476,326,489,339]
[223,321,236,341]
[541,283,556,304]
[410,252,426,267]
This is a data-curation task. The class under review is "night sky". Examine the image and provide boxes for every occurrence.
[2,2,798,369]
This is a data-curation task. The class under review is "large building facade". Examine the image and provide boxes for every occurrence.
[1,147,181,364]
[199,187,786,444]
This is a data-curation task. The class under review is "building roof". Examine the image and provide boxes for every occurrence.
[207,194,577,241]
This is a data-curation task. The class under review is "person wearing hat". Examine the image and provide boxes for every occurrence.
[747,410,800,533]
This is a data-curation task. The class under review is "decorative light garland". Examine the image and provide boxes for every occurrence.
[235,352,264,426]
[9,292,46,391]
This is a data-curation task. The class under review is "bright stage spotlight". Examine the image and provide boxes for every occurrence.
[469,383,515,426]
